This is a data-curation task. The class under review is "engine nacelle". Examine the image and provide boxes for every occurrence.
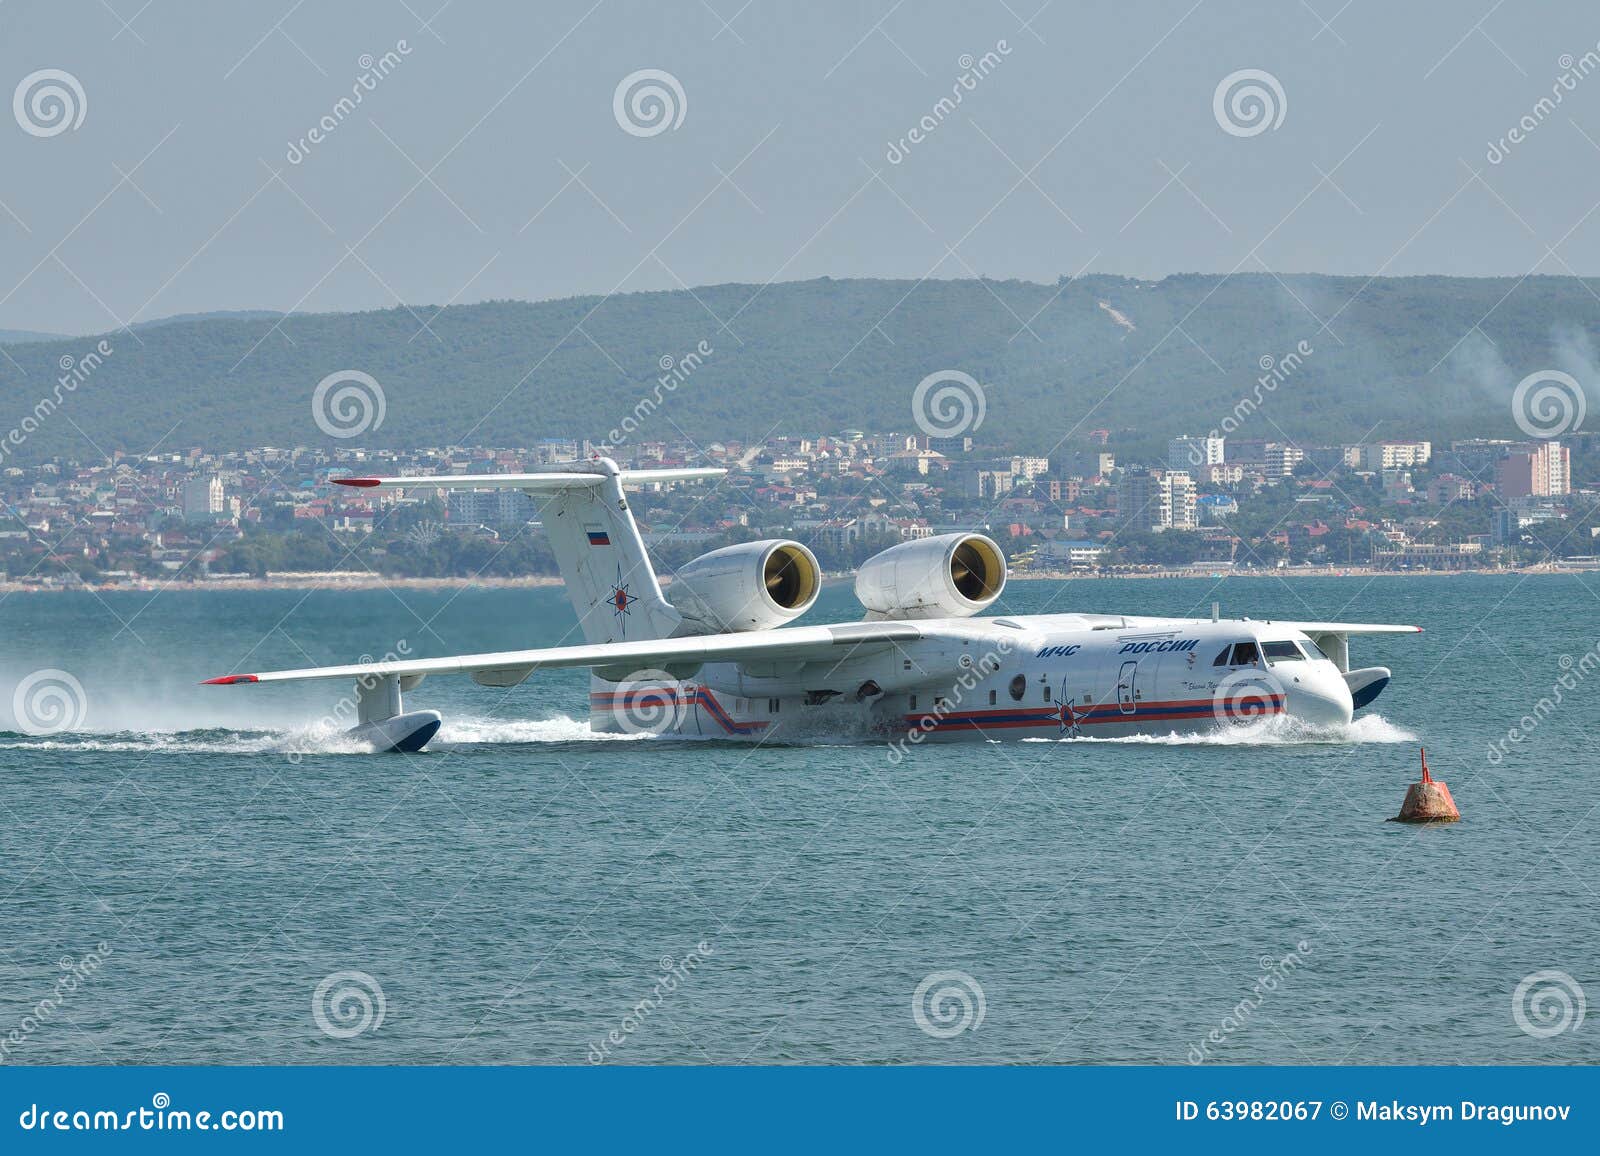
[855,532,1006,620]
[667,539,821,633]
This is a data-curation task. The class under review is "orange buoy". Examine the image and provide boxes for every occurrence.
[1391,747,1460,823]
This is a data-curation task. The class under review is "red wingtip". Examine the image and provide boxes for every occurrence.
[201,674,258,685]
[333,477,381,488]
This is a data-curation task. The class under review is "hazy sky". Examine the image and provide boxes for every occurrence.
[3,0,1600,334]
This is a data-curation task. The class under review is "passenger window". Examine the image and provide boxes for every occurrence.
[1043,686,1051,703]
[989,690,997,705]
[1008,674,1026,702]
[1230,642,1260,666]
[908,695,917,711]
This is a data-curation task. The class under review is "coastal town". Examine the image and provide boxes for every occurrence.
[1,427,1596,590]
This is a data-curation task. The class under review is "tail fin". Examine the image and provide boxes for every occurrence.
[334,458,724,644]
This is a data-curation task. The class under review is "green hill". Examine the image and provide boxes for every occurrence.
[3,274,1597,463]
[0,328,67,345]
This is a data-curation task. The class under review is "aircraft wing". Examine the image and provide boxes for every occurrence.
[1264,621,1422,635]
[203,621,924,687]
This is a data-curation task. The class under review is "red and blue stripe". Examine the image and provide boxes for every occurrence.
[589,687,769,736]
[906,694,1285,732]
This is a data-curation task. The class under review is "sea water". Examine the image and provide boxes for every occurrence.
[0,574,1594,1063]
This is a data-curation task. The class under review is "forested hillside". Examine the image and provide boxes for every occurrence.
[4,274,1597,461]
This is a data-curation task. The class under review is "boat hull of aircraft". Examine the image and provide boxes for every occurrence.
[584,615,1390,745]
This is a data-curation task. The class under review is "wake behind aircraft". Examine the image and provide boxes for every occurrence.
[204,458,1419,751]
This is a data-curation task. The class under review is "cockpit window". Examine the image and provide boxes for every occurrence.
[1212,646,1232,667]
[1299,639,1331,662]
[1229,641,1260,666]
[1261,640,1304,663]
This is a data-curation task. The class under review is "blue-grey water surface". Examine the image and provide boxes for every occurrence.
[1,573,1596,1063]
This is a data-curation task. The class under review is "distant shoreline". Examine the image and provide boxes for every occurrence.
[0,565,1588,594]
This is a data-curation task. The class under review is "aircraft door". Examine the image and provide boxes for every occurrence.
[1115,660,1138,715]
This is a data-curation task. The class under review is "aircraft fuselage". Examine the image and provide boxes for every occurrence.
[589,614,1367,742]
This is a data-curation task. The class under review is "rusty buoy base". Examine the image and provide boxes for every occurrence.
[1388,748,1461,823]
[1390,779,1460,823]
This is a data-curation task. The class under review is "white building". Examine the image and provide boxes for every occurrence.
[1118,469,1197,531]
[1265,443,1305,480]
[1168,436,1225,470]
[447,489,538,527]
[1196,462,1245,486]
[1162,470,1198,530]
[1356,441,1431,471]
[182,476,224,523]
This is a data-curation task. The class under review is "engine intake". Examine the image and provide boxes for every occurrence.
[855,532,1006,620]
[667,539,821,633]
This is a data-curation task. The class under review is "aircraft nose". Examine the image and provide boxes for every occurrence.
[1283,665,1354,727]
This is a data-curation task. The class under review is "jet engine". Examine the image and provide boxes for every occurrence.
[855,532,1006,620]
[667,539,821,633]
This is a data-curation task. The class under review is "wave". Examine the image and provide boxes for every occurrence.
[0,711,1417,755]
[0,712,648,756]
[431,715,644,746]
[0,724,371,757]
[1018,713,1417,746]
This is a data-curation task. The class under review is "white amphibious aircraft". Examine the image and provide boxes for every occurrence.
[205,458,1419,751]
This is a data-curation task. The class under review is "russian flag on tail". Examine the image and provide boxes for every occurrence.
[585,525,611,547]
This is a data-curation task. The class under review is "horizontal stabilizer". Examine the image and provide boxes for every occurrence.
[333,467,725,491]
[331,458,725,645]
